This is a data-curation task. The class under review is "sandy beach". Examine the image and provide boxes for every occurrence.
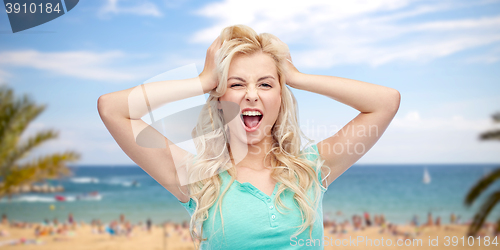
[0,218,498,250]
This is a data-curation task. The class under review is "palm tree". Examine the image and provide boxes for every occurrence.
[464,111,500,236]
[0,85,80,199]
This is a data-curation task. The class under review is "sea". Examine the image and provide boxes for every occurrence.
[1,164,499,226]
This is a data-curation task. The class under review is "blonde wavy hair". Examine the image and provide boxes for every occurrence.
[181,24,329,249]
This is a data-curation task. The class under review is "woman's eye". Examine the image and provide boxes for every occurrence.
[230,83,271,88]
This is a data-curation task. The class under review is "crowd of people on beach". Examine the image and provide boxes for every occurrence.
[89,214,156,239]
[322,211,500,242]
[1,210,499,247]
[323,211,394,237]
[0,213,166,246]
[89,215,193,243]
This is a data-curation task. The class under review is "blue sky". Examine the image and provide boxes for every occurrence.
[0,0,499,165]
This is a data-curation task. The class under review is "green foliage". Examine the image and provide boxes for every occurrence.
[464,111,500,236]
[0,85,80,199]
[479,112,500,140]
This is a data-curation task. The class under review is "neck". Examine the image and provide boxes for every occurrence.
[228,135,274,172]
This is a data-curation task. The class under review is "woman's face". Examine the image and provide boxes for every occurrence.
[219,51,282,146]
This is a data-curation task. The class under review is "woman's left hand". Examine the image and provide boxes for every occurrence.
[272,38,301,88]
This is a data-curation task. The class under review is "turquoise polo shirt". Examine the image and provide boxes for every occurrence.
[179,144,327,249]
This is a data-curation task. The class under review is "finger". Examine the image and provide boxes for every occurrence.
[217,39,224,49]
[211,37,222,51]
[211,36,221,49]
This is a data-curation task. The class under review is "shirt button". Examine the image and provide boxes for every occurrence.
[267,198,271,202]
[269,205,274,209]
[271,215,276,220]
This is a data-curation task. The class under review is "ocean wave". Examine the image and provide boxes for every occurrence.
[69,176,140,187]
[70,177,99,184]
[75,194,102,201]
[121,181,141,187]
[0,194,103,203]
[0,195,55,203]
[104,178,140,187]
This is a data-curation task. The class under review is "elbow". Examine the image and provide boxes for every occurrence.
[388,89,401,114]
[97,94,110,118]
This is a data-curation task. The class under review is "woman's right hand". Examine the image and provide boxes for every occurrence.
[199,36,223,93]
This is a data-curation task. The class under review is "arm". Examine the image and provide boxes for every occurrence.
[274,36,400,188]
[292,72,400,188]
[97,37,223,202]
[97,78,202,203]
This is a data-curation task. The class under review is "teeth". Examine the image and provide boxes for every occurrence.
[242,111,262,116]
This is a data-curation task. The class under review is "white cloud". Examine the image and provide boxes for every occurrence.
[425,95,500,119]
[0,48,206,83]
[297,109,500,163]
[362,127,500,164]
[99,0,162,18]
[191,0,500,67]
[359,110,500,163]
[0,50,142,82]
[405,111,421,122]
[391,111,494,131]
[411,16,500,31]
[464,45,500,64]
[18,119,127,165]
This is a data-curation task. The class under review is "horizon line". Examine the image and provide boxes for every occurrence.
[68,163,500,168]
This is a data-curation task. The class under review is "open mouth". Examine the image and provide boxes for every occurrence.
[240,110,263,132]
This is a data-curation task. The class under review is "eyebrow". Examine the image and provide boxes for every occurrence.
[228,75,275,82]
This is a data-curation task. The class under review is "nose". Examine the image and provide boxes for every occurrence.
[245,86,259,102]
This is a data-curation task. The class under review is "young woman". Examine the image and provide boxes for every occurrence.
[98,25,400,249]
